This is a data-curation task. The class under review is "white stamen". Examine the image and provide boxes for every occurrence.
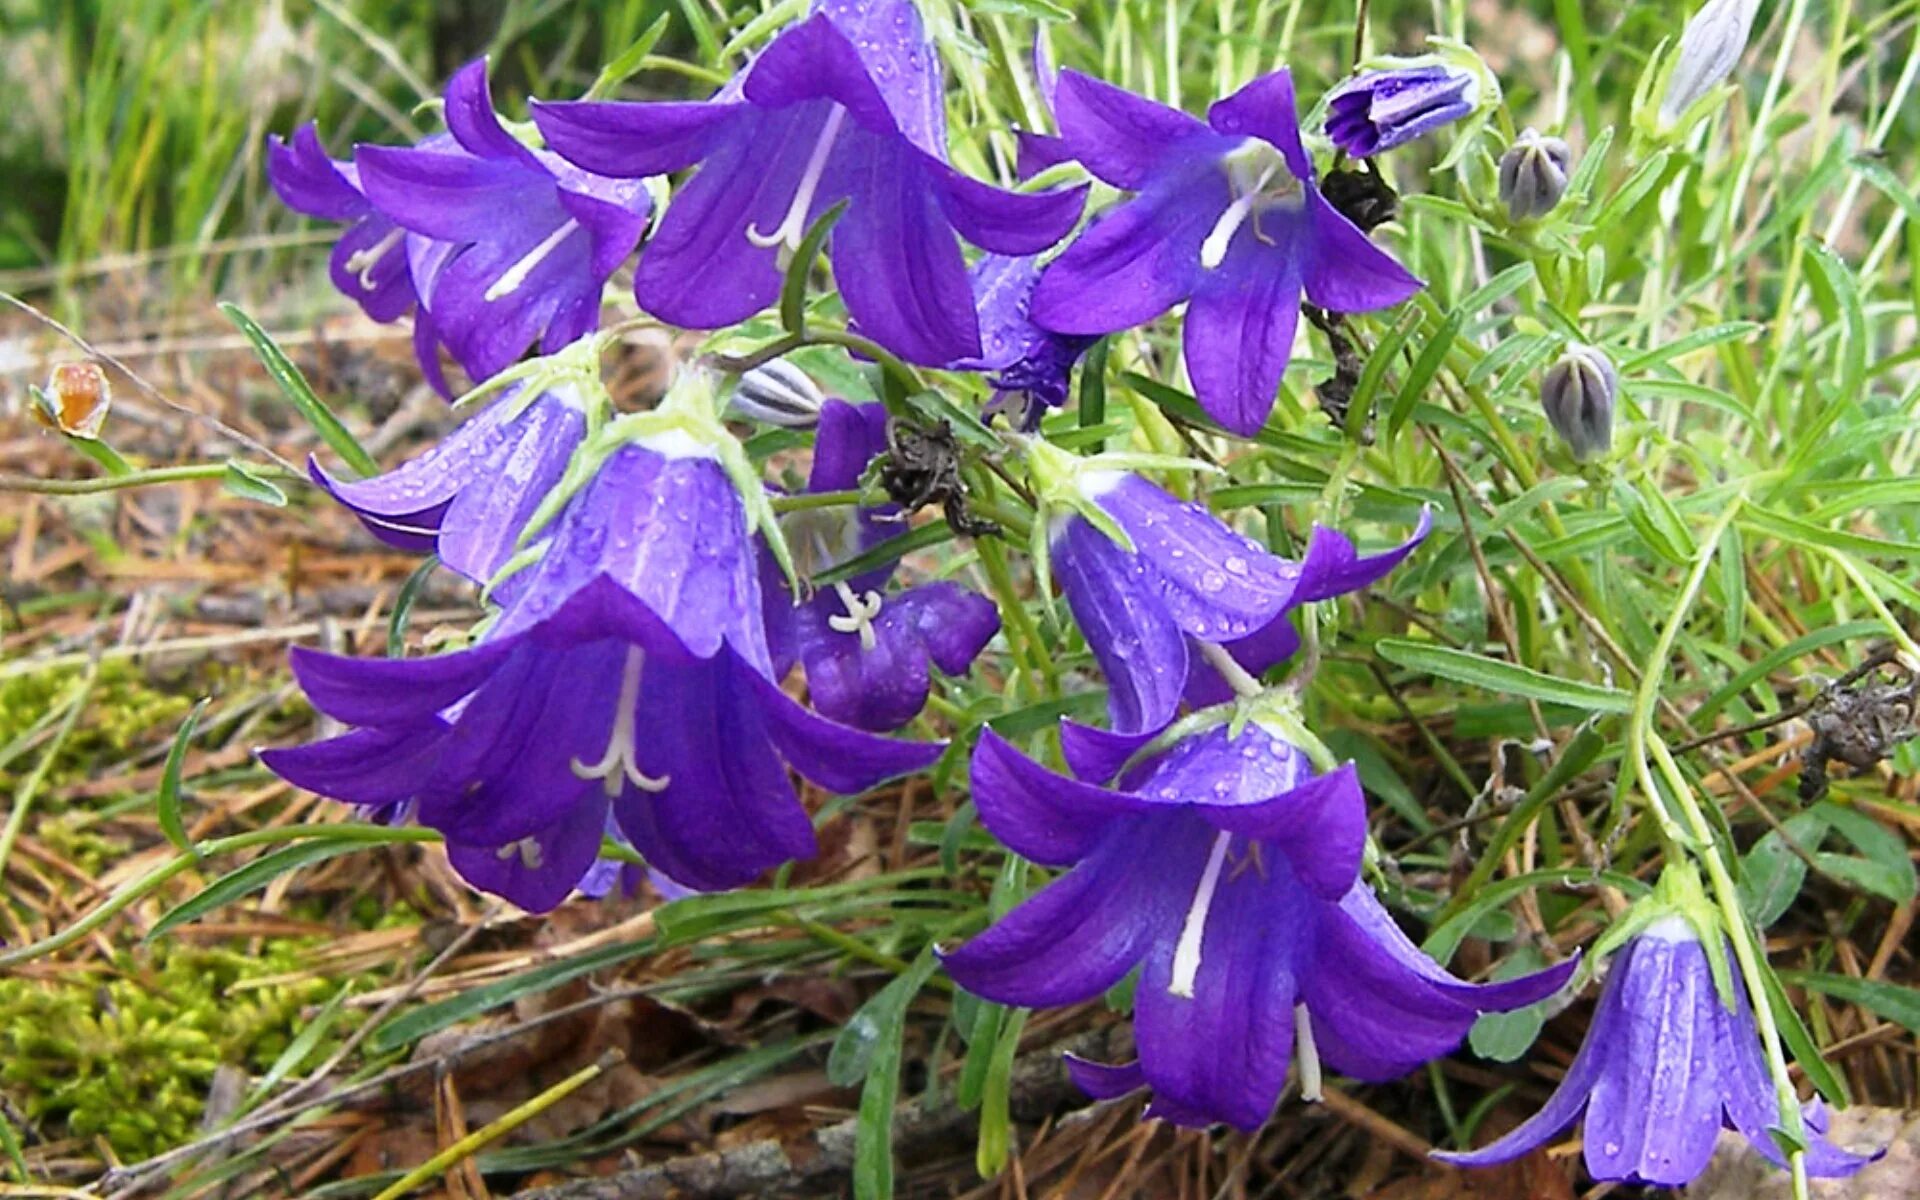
[485,218,581,302]
[747,105,849,252]
[495,837,545,870]
[826,580,884,651]
[571,646,671,796]
[345,227,406,291]
[1169,831,1233,998]
[1200,163,1279,269]
[1294,1004,1323,1101]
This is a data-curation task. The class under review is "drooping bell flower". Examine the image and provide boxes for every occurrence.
[763,397,999,732]
[1437,914,1879,1184]
[309,381,590,586]
[265,376,940,910]
[1325,61,1479,158]
[941,716,1576,1129]
[355,59,651,383]
[1183,510,1432,710]
[531,0,1086,367]
[267,125,430,325]
[1029,68,1421,435]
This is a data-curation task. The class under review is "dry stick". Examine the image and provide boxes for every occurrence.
[0,293,294,473]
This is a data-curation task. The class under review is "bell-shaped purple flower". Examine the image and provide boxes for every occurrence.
[1029,69,1421,435]
[265,431,940,911]
[1182,510,1432,710]
[941,720,1575,1129]
[1325,62,1479,158]
[764,398,999,732]
[355,60,650,383]
[1437,916,1879,1185]
[309,383,587,586]
[531,0,1086,367]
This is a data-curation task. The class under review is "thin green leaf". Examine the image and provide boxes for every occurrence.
[1783,971,1920,1034]
[1376,639,1633,712]
[244,982,355,1109]
[157,698,209,857]
[587,12,673,98]
[854,949,940,1200]
[149,840,366,941]
[222,460,287,507]
[221,302,378,477]
[1388,306,1464,437]
[779,199,849,335]
[387,555,439,658]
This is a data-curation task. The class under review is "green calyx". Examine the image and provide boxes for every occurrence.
[1590,863,1737,1008]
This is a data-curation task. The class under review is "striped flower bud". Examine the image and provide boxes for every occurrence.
[1541,344,1617,462]
[729,360,827,428]
[1498,129,1573,222]
[1660,0,1762,127]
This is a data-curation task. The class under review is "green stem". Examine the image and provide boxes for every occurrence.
[0,462,295,495]
[1625,495,1810,1199]
[770,489,862,514]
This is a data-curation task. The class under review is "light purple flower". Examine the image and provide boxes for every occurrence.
[1029,68,1421,435]
[531,0,1086,366]
[764,398,999,731]
[954,255,1096,430]
[1325,62,1478,158]
[265,433,940,910]
[1437,917,1880,1185]
[309,384,587,586]
[355,59,650,383]
[941,721,1575,1129]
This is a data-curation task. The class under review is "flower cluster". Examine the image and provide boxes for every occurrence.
[257,0,1884,1188]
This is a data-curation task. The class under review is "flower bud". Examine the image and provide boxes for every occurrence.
[31,361,113,439]
[1540,344,1616,462]
[1659,0,1761,127]
[728,359,825,428]
[1325,60,1478,157]
[1498,128,1573,222]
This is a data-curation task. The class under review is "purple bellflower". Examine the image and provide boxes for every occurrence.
[267,125,426,326]
[941,718,1575,1129]
[531,0,1086,367]
[309,382,589,586]
[1028,68,1421,435]
[1325,61,1479,158]
[1437,915,1879,1185]
[265,378,940,911]
[355,60,651,384]
[956,254,1096,431]
[764,398,999,732]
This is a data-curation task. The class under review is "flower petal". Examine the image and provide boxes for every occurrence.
[442,59,544,168]
[1183,616,1301,709]
[1202,763,1365,898]
[436,393,585,583]
[1054,517,1189,735]
[1059,719,1160,785]
[1293,509,1433,604]
[1029,161,1221,336]
[288,638,516,727]
[809,399,891,492]
[445,788,607,913]
[888,582,1000,676]
[268,126,368,220]
[1052,70,1215,190]
[532,98,743,178]
[1302,190,1423,313]
[1064,1055,1146,1101]
[1204,67,1312,183]
[941,817,1181,1006]
[260,725,449,809]
[1093,475,1300,638]
[816,0,946,155]
[797,599,930,733]
[743,14,902,139]
[969,728,1152,865]
[748,660,945,794]
[925,158,1086,255]
[828,133,981,365]
[1182,215,1306,436]
[355,145,550,244]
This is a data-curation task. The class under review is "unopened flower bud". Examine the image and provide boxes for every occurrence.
[31,361,113,439]
[1326,59,1479,157]
[1540,344,1616,462]
[1498,128,1572,222]
[729,359,825,428]
[1659,0,1761,127]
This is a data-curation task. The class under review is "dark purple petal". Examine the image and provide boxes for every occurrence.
[925,160,1086,256]
[1204,68,1312,184]
[827,133,980,365]
[1293,509,1433,604]
[941,817,1188,1007]
[444,789,607,913]
[611,653,817,891]
[1580,932,1721,1185]
[1201,763,1365,898]
[968,728,1153,865]
[1052,70,1217,190]
[260,725,449,809]
[633,102,832,330]
[1064,1055,1146,1101]
[743,15,900,136]
[355,146,550,244]
[809,399,890,492]
[1183,617,1301,709]
[1059,719,1159,784]
[798,599,930,733]
[748,661,945,793]
[889,582,999,676]
[1133,833,1306,1130]
[1302,190,1424,313]
[309,457,446,554]
[1015,130,1074,180]
[1183,215,1307,436]
[442,59,544,168]
[325,214,417,322]
[1431,1019,1607,1167]
[268,125,368,221]
[1029,159,1223,336]
[1092,475,1301,638]
[1325,65,1475,158]
[815,0,945,155]
[288,639,517,727]
[1054,517,1190,735]
[532,98,745,178]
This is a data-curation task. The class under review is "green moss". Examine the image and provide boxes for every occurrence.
[0,662,196,794]
[0,940,350,1160]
